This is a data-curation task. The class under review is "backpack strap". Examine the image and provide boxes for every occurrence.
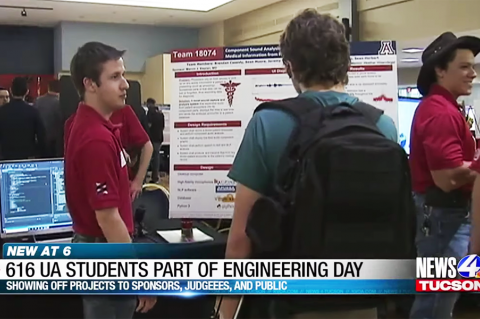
[350,101,384,125]
[254,97,326,150]
[254,98,325,202]
[255,99,384,125]
[254,97,320,120]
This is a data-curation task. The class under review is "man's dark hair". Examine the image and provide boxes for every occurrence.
[0,87,8,92]
[146,98,156,105]
[431,46,474,83]
[435,50,457,71]
[280,9,350,87]
[11,77,28,97]
[48,79,60,93]
[70,42,126,97]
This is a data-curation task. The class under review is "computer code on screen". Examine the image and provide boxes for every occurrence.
[0,160,70,234]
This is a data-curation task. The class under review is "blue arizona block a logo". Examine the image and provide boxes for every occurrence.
[378,41,396,55]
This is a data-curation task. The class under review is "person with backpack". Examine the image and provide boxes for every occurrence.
[219,8,413,319]
[409,32,480,319]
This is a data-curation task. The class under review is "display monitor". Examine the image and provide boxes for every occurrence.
[0,158,71,238]
[398,97,421,155]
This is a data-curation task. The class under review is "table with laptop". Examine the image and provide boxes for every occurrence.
[0,158,227,319]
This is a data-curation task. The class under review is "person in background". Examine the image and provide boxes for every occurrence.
[64,41,156,319]
[220,9,397,319]
[0,77,46,160]
[0,87,10,106]
[146,98,165,183]
[0,87,9,157]
[130,99,149,134]
[34,79,62,157]
[409,32,480,319]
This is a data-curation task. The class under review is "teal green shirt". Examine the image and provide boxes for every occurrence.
[228,91,398,195]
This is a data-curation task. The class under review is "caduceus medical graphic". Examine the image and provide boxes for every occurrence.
[220,80,241,107]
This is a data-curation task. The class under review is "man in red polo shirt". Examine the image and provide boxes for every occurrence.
[65,103,153,200]
[65,42,155,318]
[409,32,480,319]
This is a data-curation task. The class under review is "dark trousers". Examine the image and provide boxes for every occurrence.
[151,142,162,182]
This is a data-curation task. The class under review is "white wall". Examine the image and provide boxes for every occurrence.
[59,21,198,72]
[398,67,420,86]
[223,0,339,46]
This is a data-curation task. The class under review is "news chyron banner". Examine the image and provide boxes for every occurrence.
[416,254,480,292]
[0,244,415,294]
[169,41,398,219]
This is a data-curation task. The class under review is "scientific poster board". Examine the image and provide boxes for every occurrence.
[169,41,398,219]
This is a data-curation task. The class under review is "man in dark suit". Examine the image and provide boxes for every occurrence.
[0,77,47,160]
[146,98,164,183]
[34,79,62,157]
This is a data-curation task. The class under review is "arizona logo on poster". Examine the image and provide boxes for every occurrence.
[169,41,398,219]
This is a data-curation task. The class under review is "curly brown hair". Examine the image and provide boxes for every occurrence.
[280,9,350,87]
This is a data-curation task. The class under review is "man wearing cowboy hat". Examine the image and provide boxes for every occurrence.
[409,32,480,318]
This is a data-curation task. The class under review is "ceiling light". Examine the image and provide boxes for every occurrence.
[401,58,419,62]
[53,0,233,11]
[402,48,424,54]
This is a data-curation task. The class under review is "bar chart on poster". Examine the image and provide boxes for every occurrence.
[169,42,398,219]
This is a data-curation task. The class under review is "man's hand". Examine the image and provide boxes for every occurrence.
[130,178,143,201]
[137,296,156,313]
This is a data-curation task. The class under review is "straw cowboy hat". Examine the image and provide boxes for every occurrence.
[417,31,480,96]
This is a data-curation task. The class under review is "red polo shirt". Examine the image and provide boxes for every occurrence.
[65,105,149,151]
[65,105,149,180]
[410,84,476,193]
[64,103,133,237]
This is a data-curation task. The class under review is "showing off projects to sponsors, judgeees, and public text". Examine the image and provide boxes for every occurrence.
[3,244,480,294]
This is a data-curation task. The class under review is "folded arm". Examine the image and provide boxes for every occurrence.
[423,113,475,192]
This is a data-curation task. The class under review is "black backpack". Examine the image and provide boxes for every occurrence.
[246,97,416,260]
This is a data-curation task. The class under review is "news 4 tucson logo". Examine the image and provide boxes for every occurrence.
[457,254,480,278]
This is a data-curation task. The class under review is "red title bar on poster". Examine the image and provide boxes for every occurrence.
[244,68,286,75]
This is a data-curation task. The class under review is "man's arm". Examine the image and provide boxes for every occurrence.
[423,113,475,192]
[376,114,398,142]
[226,184,262,259]
[95,207,131,243]
[124,106,153,195]
[80,140,131,243]
[136,142,153,181]
[220,113,273,319]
